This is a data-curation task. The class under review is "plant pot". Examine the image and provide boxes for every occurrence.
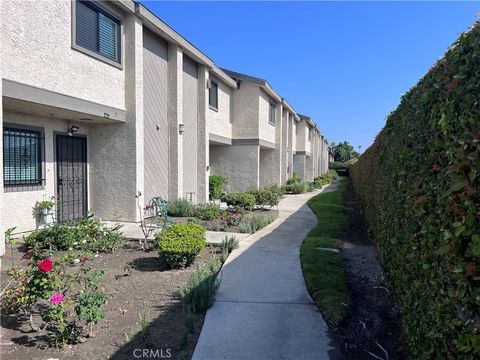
[41,208,50,216]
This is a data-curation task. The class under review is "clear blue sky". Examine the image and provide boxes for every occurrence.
[140,1,479,151]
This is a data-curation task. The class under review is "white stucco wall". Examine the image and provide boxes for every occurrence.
[295,120,306,152]
[1,0,125,109]
[231,82,259,139]
[207,75,232,140]
[258,89,276,144]
[2,111,89,233]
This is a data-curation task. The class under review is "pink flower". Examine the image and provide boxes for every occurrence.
[49,293,64,305]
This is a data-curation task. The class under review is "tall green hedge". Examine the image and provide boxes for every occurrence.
[350,22,480,358]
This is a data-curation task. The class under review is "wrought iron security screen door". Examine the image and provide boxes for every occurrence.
[56,135,87,222]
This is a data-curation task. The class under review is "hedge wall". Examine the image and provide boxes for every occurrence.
[350,22,480,358]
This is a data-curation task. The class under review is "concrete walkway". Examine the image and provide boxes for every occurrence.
[192,184,341,360]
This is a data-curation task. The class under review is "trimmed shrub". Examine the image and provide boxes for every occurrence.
[196,203,223,221]
[248,187,281,208]
[24,213,123,252]
[350,23,480,358]
[222,192,255,210]
[209,175,227,200]
[155,223,206,269]
[167,198,197,217]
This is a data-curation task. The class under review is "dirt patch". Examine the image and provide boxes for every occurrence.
[333,180,405,359]
[1,242,220,360]
[172,208,278,233]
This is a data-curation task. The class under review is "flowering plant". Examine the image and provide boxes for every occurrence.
[37,196,55,210]
[1,251,107,347]
[220,206,244,228]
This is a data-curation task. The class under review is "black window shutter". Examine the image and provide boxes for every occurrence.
[76,1,98,54]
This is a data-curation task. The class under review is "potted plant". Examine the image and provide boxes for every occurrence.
[37,196,55,216]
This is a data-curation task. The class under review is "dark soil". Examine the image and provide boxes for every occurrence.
[171,208,278,233]
[0,241,221,360]
[334,180,405,359]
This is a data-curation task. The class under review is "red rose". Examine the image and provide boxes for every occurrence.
[38,258,53,272]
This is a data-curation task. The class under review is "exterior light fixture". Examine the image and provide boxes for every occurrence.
[68,125,79,136]
[179,123,185,135]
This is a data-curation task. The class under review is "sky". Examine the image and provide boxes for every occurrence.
[140,1,479,152]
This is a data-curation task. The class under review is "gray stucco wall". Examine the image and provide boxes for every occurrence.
[210,144,259,193]
[259,148,277,187]
[293,154,306,180]
[143,28,169,201]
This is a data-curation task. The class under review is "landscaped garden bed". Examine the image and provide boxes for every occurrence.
[1,242,221,360]
[1,214,239,360]
[170,208,278,234]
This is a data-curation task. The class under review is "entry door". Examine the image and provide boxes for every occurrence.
[56,135,87,222]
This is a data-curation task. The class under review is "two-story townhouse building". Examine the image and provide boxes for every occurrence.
[209,69,283,192]
[0,0,234,242]
[294,114,316,181]
[0,0,331,255]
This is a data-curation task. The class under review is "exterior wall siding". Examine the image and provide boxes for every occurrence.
[231,82,259,139]
[143,28,169,201]
[182,56,198,201]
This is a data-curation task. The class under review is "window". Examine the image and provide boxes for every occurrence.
[75,0,121,64]
[269,102,276,125]
[3,127,43,188]
[209,80,219,110]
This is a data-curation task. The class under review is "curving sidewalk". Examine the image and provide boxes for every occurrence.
[192,184,342,360]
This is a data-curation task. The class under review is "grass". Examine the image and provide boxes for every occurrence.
[300,178,350,325]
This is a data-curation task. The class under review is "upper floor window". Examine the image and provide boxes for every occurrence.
[3,127,43,188]
[75,0,121,64]
[269,102,276,125]
[209,80,219,110]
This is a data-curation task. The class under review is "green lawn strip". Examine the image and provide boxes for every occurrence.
[300,179,350,325]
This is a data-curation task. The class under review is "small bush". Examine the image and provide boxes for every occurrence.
[240,215,274,234]
[222,192,255,210]
[329,162,349,176]
[220,236,239,262]
[24,214,123,252]
[195,203,223,221]
[238,223,251,234]
[286,181,308,194]
[248,187,281,209]
[266,182,285,198]
[209,176,227,200]
[155,223,206,269]
[167,198,197,217]
[181,257,221,313]
[220,207,244,229]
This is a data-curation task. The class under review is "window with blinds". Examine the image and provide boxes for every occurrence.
[269,102,276,125]
[3,127,43,188]
[75,0,121,64]
[209,80,219,110]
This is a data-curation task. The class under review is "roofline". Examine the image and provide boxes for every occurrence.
[135,4,236,87]
[221,68,282,103]
[113,0,135,13]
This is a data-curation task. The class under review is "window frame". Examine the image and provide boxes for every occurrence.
[268,101,276,126]
[72,0,123,69]
[3,124,45,191]
[209,80,219,111]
